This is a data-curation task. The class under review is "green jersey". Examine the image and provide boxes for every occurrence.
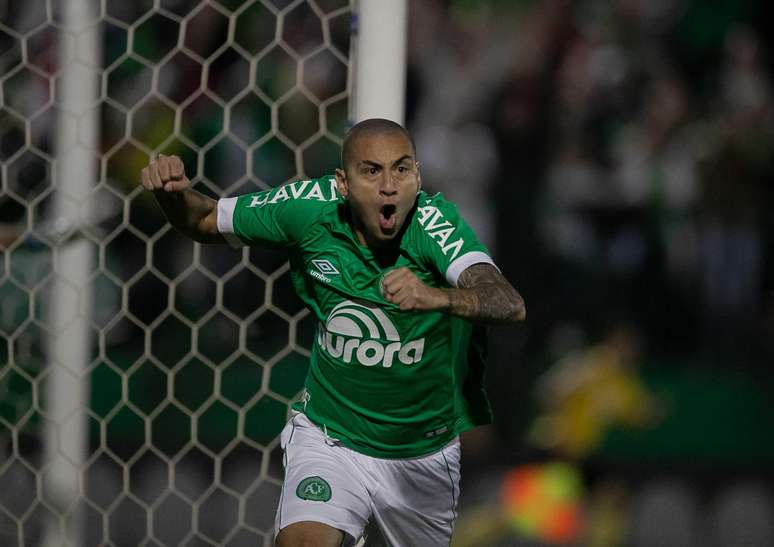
[217,176,496,458]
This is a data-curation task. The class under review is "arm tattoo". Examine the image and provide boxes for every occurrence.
[447,264,526,323]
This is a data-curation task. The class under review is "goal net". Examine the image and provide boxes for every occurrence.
[0,0,351,545]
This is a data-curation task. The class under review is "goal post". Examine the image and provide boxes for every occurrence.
[42,1,100,545]
[351,0,407,124]
[0,1,407,545]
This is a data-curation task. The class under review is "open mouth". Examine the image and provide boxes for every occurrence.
[379,204,397,232]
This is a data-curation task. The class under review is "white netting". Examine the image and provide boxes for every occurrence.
[0,0,351,545]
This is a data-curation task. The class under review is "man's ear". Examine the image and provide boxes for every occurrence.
[335,168,348,198]
[416,162,422,194]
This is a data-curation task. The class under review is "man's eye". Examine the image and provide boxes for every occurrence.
[397,166,406,172]
[369,167,377,175]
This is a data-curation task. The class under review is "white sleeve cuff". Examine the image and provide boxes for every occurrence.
[445,251,499,286]
[216,197,246,248]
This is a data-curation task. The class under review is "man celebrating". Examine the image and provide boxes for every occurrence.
[141,119,525,546]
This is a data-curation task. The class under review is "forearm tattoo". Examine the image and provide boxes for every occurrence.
[448,264,526,323]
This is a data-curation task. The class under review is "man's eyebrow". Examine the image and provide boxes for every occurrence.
[358,155,412,168]
[359,159,383,168]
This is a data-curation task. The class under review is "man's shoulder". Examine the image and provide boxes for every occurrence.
[415,190,457,210]
[243,175,341,210]
[408,191,474,264]
[227,175,342,244]
[411,190,464,234]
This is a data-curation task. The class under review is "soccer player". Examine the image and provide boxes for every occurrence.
[141,119,525,547]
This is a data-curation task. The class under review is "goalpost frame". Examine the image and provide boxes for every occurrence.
[351,0,408,125]
[43,1,100,545]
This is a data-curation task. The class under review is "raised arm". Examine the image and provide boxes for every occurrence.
[381,263,526,324]
[141,154,225,244]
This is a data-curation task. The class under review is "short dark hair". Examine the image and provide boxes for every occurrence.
[341,118,416,170]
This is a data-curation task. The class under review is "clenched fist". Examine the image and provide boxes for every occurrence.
[381,267,449,311]
[141,154,190,193]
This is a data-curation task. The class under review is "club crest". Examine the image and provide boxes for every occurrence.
[296,476,332,502]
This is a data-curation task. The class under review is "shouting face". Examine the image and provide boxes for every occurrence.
[335,129,420,248]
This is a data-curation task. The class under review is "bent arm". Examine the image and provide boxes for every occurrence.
[141,154,225,244]
[153,189,224,244]
[445,264,526,323]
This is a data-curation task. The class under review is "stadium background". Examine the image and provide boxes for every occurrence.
[0,0,772,545]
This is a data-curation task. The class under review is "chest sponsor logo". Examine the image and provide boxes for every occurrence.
[317,300,425,368]
[309,258,339,283]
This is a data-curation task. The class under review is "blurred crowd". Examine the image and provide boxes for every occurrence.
[403,2,774,545]
[405,0,774,367]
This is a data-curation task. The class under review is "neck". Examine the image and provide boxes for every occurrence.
[356,225,394,251]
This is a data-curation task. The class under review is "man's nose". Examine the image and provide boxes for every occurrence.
[380,172,398,194]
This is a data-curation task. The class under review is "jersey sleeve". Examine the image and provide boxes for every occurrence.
[415,192,499,286]
[216,176,338,248]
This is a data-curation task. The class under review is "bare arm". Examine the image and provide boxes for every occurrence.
[141,155,224,244]
[152,189,223,244]
[447,263,526,323]
[381,263,526,324]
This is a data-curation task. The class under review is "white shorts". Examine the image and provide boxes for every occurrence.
[274,412,461,546]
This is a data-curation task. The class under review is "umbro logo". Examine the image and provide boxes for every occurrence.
[312,259,339,275]
[310,259,339,283]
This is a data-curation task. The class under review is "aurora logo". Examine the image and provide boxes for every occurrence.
[317,300,424,367]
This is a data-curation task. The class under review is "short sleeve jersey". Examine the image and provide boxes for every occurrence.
[217,176,496,458]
